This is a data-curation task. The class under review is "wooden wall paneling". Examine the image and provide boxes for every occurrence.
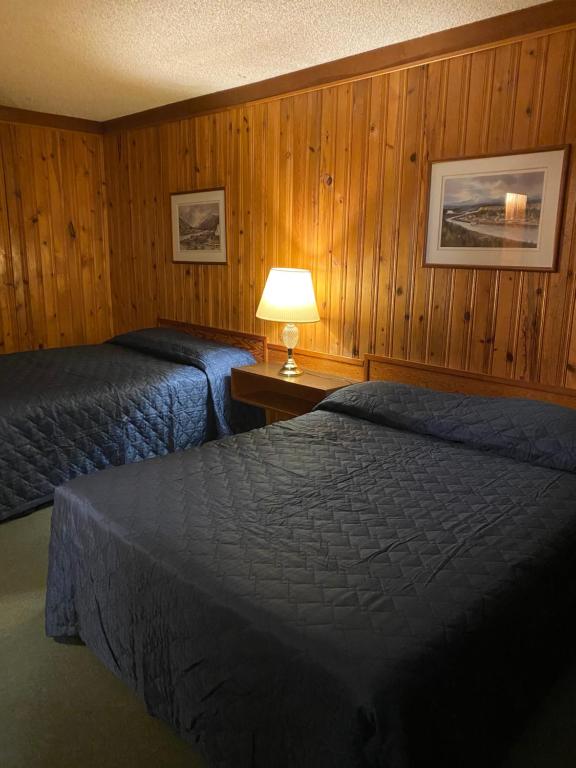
[373,69,402,358]
[105,132,133,333]
[306,92,323,352]
[44,128,73,347]
[357,73,386,357]
[537,30,576,385]
[342,79,370,359]
[563,48,576,389]
[0,127,18,353]
[482,43,521,380]
[510,37,548,382]
[124,130,145,329]
[238,104,252,333]
[261,100,280,342]
[315,86,337,355]
[4,125,35,349]
[4,124,48,348]
[433,56,471,368]
[508,41,547,382]
[248,104,264,335]
[72,131,113,343]
[0,122,111,351]
[265,97,293,344]
[63,131,90,345]
[162,121,179,323]
[0,105,102,134]
[294,91,322,352]
[207,113,226,327]
[157,121,178,328]
[565,158,576,388]
[464,49,496,376]
[415,59,447,367]
[228,107,241,331]
[562,173,576,386]
[216,112,230,327]
[390,66,425,361]
[327,83,351,357]
[444,57,474,373]
[104,25,576,390]
[137,127,161,328]
[151,124,167,328]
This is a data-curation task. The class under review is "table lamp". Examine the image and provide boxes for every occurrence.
[256,267,320,376]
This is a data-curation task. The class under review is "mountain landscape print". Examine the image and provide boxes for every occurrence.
[440,170,544,249]
[177,201,221,251]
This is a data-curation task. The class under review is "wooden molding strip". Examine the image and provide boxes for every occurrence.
[0,104,103,134]
[102,0,576,133]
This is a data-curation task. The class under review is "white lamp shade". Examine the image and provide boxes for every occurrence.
[256,268,320,323]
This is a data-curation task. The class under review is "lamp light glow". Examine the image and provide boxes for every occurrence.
[256,268,320,376]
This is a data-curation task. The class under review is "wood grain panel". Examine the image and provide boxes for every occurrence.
[0,104,102,134]
[105,25,576,389]
[0,122,112,352]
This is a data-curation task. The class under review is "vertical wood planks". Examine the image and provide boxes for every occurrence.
[104,26,576,389]
[0,123,111,351]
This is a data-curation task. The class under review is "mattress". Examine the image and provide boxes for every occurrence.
[0,327,262,521]
[45,382,576,767]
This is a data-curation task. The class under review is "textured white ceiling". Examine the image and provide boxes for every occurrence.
[0,0,546,121]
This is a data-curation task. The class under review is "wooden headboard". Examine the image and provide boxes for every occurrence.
[365,354,576,410]
[158,318,268,362]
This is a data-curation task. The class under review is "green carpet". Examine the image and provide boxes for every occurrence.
[1,507,575,767]
[0,507,204,768]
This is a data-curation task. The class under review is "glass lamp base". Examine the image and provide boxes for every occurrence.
[279,323,302,376]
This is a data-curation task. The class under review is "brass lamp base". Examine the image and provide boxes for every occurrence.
[279,351,302,376]
[278,323,302,376]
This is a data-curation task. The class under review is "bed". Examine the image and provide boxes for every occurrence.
[0,318,266,522]
[45,356,576,767]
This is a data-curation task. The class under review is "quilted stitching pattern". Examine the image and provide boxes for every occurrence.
[108,327,260,437]
[317,381,576,472]
[0,341,251,521]
[46,405,576,768]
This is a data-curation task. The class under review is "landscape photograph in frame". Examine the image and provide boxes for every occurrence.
[425,148,568,270]
[171,188,227,264]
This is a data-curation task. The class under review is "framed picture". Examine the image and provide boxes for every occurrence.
[171,188,227,264]
[424,147,568,271]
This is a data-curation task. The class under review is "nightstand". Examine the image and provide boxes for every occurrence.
[231,363,355,424]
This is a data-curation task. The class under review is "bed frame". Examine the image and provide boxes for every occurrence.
[158,318,268,362]
[365,354,576,410]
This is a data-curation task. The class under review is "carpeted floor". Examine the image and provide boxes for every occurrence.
[0,507,204,768]
[1,507,576,768]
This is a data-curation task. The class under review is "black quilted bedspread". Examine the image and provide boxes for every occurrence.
[46,382,576,767]
[0,328,261,521]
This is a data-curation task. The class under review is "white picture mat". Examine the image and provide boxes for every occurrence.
[425,150,566,269]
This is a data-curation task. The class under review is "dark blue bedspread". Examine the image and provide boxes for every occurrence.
[0,328,262,521]
[46,382,576,767]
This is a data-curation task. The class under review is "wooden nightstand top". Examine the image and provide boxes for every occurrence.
[233,362,354,392]
[231,363,355,420]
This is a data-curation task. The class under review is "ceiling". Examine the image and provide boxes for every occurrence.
[0,0,547,121]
